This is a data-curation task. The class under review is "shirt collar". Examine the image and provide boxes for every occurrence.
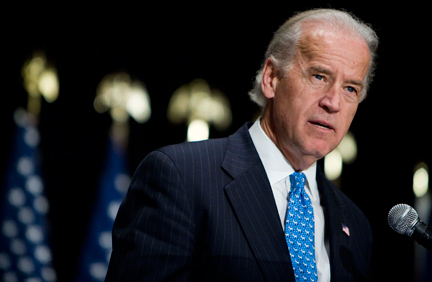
[249,118,318,201]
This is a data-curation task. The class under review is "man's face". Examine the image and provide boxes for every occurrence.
[262,26,371,170]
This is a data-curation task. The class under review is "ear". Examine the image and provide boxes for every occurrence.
[261,58,280,99]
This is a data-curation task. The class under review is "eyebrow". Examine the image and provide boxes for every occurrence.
[308,66,365,89]
[309,66,332,76]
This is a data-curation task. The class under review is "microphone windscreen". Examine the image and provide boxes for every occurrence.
[388,203,419,236]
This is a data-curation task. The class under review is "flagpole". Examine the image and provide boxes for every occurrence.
[75,72,150,281]
[0,52,59,282]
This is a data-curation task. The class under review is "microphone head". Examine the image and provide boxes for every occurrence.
[388,203,419,236]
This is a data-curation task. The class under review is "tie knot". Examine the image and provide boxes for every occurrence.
[289,172,306,191]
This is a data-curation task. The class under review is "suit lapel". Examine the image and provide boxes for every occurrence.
[316,165,352,280]
[317,165,345,251]
[222,123,293,281]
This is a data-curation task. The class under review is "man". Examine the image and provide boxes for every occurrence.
[106,8,378,282]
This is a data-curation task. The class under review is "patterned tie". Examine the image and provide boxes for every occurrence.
[285,172,317,282]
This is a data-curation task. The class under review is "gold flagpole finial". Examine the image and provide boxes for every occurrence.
[94,72,151,146]
[21,51,59,119]
[167,79,232,141]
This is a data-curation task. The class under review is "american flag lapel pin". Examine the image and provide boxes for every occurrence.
[342,224,350,237]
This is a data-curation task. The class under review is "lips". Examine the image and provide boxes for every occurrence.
[309,120,334,130]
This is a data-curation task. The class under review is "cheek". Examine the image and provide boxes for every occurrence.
[275,96,303,131]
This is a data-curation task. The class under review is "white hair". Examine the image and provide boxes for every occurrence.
[248,8,379,107]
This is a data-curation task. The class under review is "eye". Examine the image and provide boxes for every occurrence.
[314,74,324,81]
[346,86,357,94]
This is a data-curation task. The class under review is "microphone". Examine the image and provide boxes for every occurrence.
[388,203,432,252]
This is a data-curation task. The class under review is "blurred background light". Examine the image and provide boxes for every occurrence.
[324,131,357,181]
[168,79,231,141]
[338,131,357,164]
[38,69,59,103]
[94,72,151,124]
[187,119,210,142]
[126,83,151,123]
[324,149,343,181]
[413,161,431,281]
[413,162,429,198]
[21,52,59,116]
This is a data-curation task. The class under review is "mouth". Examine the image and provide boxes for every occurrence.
[309,120,334,130]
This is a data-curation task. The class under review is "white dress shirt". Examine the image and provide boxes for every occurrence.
[249,119,330,282]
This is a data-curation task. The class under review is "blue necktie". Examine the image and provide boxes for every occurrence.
[285,172,318,282]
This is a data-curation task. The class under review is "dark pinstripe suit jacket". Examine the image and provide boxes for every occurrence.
[106,123,373,281]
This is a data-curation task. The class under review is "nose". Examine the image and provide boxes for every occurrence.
[319,85,341,113]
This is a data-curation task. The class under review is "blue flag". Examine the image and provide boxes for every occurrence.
[75,134,130,281]
[0,108,56,282]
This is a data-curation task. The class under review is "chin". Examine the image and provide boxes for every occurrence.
[303,142,334,161]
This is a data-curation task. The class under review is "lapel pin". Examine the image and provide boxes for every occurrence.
[342,224,350,237]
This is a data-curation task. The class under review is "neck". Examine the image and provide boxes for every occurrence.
[260,104,318,172]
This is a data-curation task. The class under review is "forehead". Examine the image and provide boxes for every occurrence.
[296,24,371,78]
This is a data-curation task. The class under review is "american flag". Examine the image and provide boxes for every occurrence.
[0,108,56,281]
[342,224,350,237]
[75,135,130,281]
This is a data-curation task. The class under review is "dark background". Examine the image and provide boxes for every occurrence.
[2,2,431,281]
